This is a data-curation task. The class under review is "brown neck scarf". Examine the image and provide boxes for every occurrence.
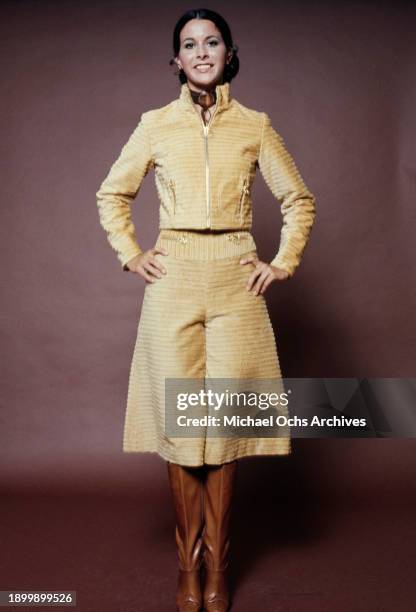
[189,88,217,125]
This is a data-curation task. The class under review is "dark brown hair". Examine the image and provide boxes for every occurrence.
[169,8,239,84]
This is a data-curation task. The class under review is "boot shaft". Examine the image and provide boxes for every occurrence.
[167,461,206,571]
[202,461,238,571]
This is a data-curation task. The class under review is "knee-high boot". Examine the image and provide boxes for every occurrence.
[167,461,205,612]
[202,460,238,612]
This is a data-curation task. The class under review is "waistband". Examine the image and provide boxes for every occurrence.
[155,229,257,260]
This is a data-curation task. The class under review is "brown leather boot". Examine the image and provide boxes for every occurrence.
[167,461,205,612]
[202,460,238,612]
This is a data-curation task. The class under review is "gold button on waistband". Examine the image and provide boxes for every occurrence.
[227,233,243,241]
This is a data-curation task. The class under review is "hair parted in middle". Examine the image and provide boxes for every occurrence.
[169,8,239,84]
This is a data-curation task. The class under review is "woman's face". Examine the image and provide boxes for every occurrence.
[175,18,232,92]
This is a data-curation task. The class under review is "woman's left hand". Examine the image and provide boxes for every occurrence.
[240,253,289,295]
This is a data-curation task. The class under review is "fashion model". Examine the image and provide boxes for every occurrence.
[96,8,316,611]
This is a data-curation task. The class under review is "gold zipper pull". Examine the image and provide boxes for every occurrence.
[238,178,250,219]
[168,178,176,213]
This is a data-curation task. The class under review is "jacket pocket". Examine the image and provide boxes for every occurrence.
[167,178,176,215]
[157,172,177,217]
[236,177,250,220]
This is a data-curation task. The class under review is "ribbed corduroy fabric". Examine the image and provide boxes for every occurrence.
[122,230,291,466]
[96,81,316,278]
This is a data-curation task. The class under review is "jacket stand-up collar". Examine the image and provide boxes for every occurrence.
[178,81,232,115]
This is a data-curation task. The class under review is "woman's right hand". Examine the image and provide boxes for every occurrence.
[125,247,169,283]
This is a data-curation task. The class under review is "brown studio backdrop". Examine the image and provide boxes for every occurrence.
[0,2,415,609]
[1,0,415,506]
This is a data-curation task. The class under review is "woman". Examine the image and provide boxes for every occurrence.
[96,8,316,611]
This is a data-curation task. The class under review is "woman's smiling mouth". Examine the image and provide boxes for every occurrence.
[194,64,213,72]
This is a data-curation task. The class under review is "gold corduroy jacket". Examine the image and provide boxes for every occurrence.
[96,81,316,277]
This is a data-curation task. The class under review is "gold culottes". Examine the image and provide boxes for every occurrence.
[122,229,291,466]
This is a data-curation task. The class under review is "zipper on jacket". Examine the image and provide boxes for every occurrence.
[168,178,176,215]
[191,103,219,227]
[238,178,250,220]
[203,124,210,225]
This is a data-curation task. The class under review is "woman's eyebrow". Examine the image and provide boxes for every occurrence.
[182,35,219,42]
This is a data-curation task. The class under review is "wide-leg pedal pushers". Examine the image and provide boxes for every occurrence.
[122,229,291,466]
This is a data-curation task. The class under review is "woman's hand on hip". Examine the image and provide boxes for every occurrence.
[125,247,168,282]
[240,253,289,295]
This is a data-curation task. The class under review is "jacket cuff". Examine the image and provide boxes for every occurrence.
[269,256,295,278]
[120,248,143,272]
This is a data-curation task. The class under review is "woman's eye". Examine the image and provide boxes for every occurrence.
[183,40,219,49]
